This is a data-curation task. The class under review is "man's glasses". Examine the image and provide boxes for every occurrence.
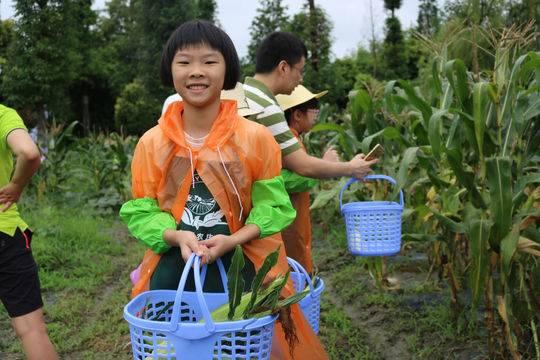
[307,109,320,117]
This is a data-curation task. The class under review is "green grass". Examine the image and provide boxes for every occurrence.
[0,205,144,357]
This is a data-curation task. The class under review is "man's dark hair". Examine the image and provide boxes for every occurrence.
[160,20,240,90]
[284,98,319,124]
[255,32,307,74]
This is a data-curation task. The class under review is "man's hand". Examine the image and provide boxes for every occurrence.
[348,154,378,180]
[199,234,236,265]
[322,146,339,162]
[0,182,24,212]
[163,230,205,263]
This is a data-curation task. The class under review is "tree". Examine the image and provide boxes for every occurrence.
[384,0,402,17]
[382,0,407,79]
[288,2,332,91]
[417,0,440,36]
[2,0,96,123]
[246,0,290,66]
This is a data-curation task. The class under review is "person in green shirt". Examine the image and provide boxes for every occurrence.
[0,105,58,360]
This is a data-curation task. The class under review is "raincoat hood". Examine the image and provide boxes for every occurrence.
[159,100,239,150]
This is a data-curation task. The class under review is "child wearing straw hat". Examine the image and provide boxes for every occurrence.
[276,85,338,273]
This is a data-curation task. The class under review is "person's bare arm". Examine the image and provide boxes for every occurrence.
[283,147,377,179]
[0,129,41,212]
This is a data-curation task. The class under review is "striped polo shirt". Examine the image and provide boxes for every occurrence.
[243,77,301,157]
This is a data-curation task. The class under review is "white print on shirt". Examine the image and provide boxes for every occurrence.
[181,208,227,230]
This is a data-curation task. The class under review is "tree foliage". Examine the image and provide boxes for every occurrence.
[1,0,96,122]
[417,0,441,36]
[246,0,290,66]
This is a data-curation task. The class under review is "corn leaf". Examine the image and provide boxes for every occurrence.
[500,224,520,283]
[275,287,310,308]
[486,157,513,243]
[445,147,486,208]
[398,80,433,128]
[227,245,245,320]
[445,59,471,113]
[428,109,448,160]
[428,207,466,234]
[242,247,279,318]
[472,82,490,160]
[469,219,492,311]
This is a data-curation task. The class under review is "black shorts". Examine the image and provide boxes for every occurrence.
[0,228,43,318]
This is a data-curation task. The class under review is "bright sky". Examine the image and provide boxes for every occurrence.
[1,0,423,59]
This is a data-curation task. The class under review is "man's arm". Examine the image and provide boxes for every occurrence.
[283,146,377,179]
[0,129,41,211]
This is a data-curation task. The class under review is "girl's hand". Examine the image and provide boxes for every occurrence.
[163,230,204,263]
[199,235,236,264]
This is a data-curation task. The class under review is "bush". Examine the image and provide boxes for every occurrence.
[114,78,161,135]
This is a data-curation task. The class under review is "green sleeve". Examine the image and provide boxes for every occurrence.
[245,175,296,238]
[119,198,177,254]
[281,169,319,193]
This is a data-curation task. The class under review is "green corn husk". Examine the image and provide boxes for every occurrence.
[207,246,309,322]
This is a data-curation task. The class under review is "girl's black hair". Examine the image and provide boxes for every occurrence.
[284,98,319,124]
[160,20,240,90]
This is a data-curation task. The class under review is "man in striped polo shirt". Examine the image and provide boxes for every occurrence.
[243,32,377,179]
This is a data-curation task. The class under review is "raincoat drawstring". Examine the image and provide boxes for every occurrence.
[217,146,243,221]
[187,147,195,189]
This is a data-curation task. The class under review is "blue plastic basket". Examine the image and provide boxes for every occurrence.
[287,257,325,334]
[124,254,277,360]
[340,175,404,256]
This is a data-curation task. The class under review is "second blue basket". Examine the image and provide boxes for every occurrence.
[340,174,404,256]
[287,257,325,334]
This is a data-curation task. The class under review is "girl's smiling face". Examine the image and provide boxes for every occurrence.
[171,44,226,109]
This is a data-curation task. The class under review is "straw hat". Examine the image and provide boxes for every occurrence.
[161,82,261,117]
[276,85,328,111]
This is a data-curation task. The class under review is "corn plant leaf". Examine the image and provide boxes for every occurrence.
[445,147,486,209]
[512,173,540,208]
[432,59,442,96]
[227,245,245,320]
[310,123,353,156]
[500,224,520,282]
[472,82,490,160]
[486,157,513,243]
[501,53,531,156]
[428,109,448,160]
[468,219,492,311]
[396,147,419,191]
[398,80,433,129]
[445,59,471,113]
[275,287,310,308]
[351,89,374,138]
[440,81,454,110]
[252,273,290,314]
[311,179,346,210]
[242,247,279,318]
[428,207,466,234]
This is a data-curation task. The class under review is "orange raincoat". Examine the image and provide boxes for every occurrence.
[281,129,318,273]
[124,100,328,360]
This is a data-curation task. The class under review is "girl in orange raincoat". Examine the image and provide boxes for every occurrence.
[276,85,339,274]
[119,20,328,359]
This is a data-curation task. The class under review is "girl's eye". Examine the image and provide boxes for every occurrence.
[177,61,189,65]
[206,61,218,65]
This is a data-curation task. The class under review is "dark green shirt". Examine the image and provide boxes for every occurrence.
[150,172,255,292]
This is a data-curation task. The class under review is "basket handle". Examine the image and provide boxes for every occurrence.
[287,257,315,298]
[339,174,404,210]
[200,258,228,293]
[169,254,216,334]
